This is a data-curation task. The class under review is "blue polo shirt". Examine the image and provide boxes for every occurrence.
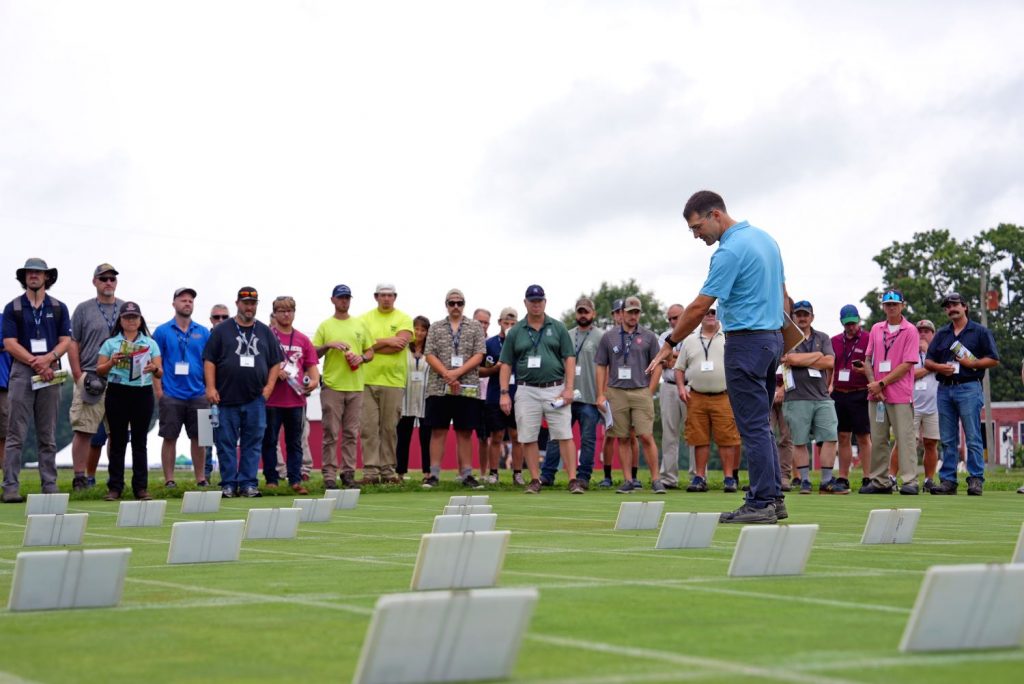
[700,221,785,332]
[0,348,11,389]
[152,319,211,400]
[925,319,999,384]
[1,294,72,356]
[484,334,516,404]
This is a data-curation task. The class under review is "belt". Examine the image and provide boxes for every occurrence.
[724,329,778,337]
[664,379,676,385]
[520,379,564,388]
[832,387,867,394]
[938,378,981,387]
[691,389,727,396]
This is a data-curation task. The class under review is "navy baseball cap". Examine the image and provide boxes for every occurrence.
[524,284,545,301]
[611,298,624,312]
[332,284,352,298]
[839,304,860,324]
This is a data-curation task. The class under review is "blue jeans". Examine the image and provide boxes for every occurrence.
[937,381,984,482]
[262,405,304,485]
[205,446,213,480]
[215,397,267,490]
[724,332,783,508]
[541,402,600,482]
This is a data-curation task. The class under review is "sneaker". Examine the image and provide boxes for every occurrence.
[324,480,339,490]
[830,478,851,495]
[539,477,554,487]
[1,491,25,504]
[818,480,835,494]
[1017,484,1024,494]
[790,477,801,490]
[568,478,585,494]
[966,476,983,496]
[486,474,498,485]
[577,479,590,491]
[631,479,643,490]
[923,478,936,493]
[616,480,635,494]
[513,472,526,486]
[686,476,708,493]
[861,477,871,488]
[598,477,613,488]
[888,474,898,489]
[165,480,177,489]
[663,481,680,490]
[929,480,958,495]
[525,479,542,494]
[104,489,122,501]
[723,477,738,493]
[899,481,920,495]
[858,481,894,494]
[651,480,667,495]
[463,475,485,490]
[241,486,262,498]
[196,480,211,488]
[799,479,812,495]
[773,497,789,520]
[86,476,96,489]
[421,475,439,489]
[720,502,778,525]
[291,483,309,495]
[72,475,88,491]
[221,486,236,498]
[134,490,152,501]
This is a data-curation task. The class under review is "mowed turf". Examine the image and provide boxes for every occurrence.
[1,479,1023,684]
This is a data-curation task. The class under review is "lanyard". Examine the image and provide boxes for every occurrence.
[840,333,859,368]
[29,298,45,338]
[234,321,254,350]
[526,325,544,354]
[699,332,717,361]
[96,300,118,332]
[574,329,590,358]
[619,327,633,363]
[278,329,296,361]
[882,327,903,360]
[173,322,193,360]
[449,320,462,354]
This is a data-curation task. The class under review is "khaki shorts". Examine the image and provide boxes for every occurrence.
[685,391,741,447]
[513,384,572,443]
[606,386,655,438]
[914,411,940,441]
[69,375,107,434]
[0,389,8,440]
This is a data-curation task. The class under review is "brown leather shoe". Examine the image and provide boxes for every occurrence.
[134,490,152,501]
[291,483,309,495]
[357,475,382,486]
[104,489,122,501]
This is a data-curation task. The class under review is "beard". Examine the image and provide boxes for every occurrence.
[576,316,593,327]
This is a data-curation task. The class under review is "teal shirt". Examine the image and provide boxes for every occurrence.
[499,315,573,385]
[700,221,785,332]
[98,333,162,387]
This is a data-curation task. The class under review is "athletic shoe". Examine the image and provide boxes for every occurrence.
[513,472,526,486]
[799,479,812,495]
[888,475,898,489]
[486,475,498,485]
[357,475,383,486]
[196,480,211,488]
[568,479,585,494]
[663,481,680,490]
[966,476,983,496]
[1017,484,1024,494]
[463,475,485,490]
[1,491,25,504]
[830,478,851,495]
[598,477,613,488]
[651,480,667,495]
[929,480,958,495]
[723,477,738,493]
[616,481,635,494]
[539,477,554,487]
[790,477,801,490]
[164,480,177,489]
[631,479,643,490]
[241,486,262,498]
[686,476,708,493]
[221,486,236,498]
[525,479,542,494]
[72,475,88,491]
[899,482,919,495]
[818,480,835,494]
[421,476,439,489]
[858,482,894,494]
[86,476,96,488]
[720,503,777,524]
[861,477,871,488]
[923,478,935,493]
[773,498,789,520]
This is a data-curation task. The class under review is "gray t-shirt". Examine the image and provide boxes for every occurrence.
[913,351,938,415]
[595,326,660,390]
[71,297,124,372]
[569,326,599,404]
[784,329,834,402]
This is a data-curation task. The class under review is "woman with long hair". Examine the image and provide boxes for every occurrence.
[396,315,431,481]
[96,302,163,500]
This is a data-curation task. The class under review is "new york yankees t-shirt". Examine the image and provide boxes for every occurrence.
[203,317,284,406]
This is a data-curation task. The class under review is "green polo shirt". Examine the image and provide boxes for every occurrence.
[499,315,573,385]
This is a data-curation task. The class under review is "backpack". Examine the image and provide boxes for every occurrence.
[10,294,65,342]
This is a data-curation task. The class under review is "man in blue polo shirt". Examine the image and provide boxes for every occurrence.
[2,259,73,503]
[649,191,789,523]
[153,287,211,488]
[924,292,999,496]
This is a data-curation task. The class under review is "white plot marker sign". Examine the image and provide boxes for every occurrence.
[861,508,921,545]
[353,588,538,684]
[7,548,132,612]
[293,498,335,523]
[431,513,498,534]
[167,520,245,564]
[614,501,664,530]
[117,500,167,528]
[900,563,1024,652]
[1012,522,1024,564]
[323,489,361,510]
[728,524,818,577]
[655,512,719,550]
[25,493,69,516]
[245,508,302,540]
[442,504,492,516]
[180,490,222,514]
[23,513,88,547]
[411,531,510,591]
[447,495,489,507]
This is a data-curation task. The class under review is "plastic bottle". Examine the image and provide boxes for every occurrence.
[210,404,220,429]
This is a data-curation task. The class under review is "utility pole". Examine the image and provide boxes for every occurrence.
[978,270,995,468]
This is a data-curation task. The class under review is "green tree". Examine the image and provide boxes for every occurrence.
[864,224,1024,401]
[560,279,666,332]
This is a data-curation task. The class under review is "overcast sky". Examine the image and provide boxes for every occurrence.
[2,0,1021,339]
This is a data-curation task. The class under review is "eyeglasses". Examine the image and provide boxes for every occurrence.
[687,211,713,233]
[668,315,680,321]
[704,311,717,317]
[446,300,465,307]
[211,314,229,321]
[274,309,295,314]
[98,276,117,283]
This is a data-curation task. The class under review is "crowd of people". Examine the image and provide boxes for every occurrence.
[2,194,1021,515]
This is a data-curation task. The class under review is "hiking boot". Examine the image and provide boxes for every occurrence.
[568,478,585,494]
[1,491,25,504]
[858,481,894,494]
[291,483,309,495]
[463,475,485,490]
[104,489,122,501]
[966,476,983,496]
[324,480,339,490]
[720,502,778,524]
[773,497,789,520]
[616,480,635,494]
[830,478,851,495]
[651,480,667,495]
[929,480,958,495]
[134,490,152,501]
[513,472,526,486]
[357,475,382,486]
[524,479,542,494]
[72,475,88,491]
[686,476,708,493]
[799,479,812,495]
[598,477,613,488]
[899,481,920,495]
[723,477,738,493]
[421,475,439,489]
[341,473,357,488]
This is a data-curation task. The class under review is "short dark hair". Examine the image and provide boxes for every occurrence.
[683,190,726,220]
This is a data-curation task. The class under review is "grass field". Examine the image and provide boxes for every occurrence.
[2,472,1023,684]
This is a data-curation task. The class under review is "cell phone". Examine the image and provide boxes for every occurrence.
[852,360,864,368]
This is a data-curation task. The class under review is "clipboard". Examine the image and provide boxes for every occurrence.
[781,312,806,353]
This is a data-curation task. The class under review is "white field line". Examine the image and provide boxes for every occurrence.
[242,546,416,567]
[124,577,373,615]
[526,633,861,684]
[796,650,1024,671]
[0,671,44,684]
[526,670,715,684]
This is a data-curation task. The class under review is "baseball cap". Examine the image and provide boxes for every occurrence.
[445,288,465,302]
[237,287,259,301]
[881,289,904,303]
[916,319,936,332]
[93,263,119,277]
[375,282,396,294]
[793,300,813,313]
[499,306,518,320]
[575,297,595,312]
[174,287,197,299]
[623,296,642,312]
[611,298,624,312]
[941,292,965,307]
[839,304,860,324]
[524,284,545,301]
[119,301,142,317]
[332,284,352,298]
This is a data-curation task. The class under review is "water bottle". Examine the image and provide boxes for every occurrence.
[210,404,220,429]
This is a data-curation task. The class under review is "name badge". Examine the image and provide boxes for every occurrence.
[951,361,960,374]
[575,366,581,376]
[450,355,464,368]
[879,360,892,373]
[838,369,851,382]
[618,367,632,380]
[410,370,425,382]
[527,356,541,368]
[509,374,516,385]
[174,361,190,376]
[239,355,255,368]
[914,380,927,391]
[783,367,796,391]
[808,368,822,378]
[700,361,714,372]
[30,338,47,354]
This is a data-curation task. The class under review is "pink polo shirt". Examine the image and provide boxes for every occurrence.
[865,317,920,404]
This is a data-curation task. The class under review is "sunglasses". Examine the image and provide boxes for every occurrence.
[238,290,258,299]
[792,300,812,309]
[97,276,117,283]
[576,308,592,314]
[211,314,229,321]
[446,300,465,307]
